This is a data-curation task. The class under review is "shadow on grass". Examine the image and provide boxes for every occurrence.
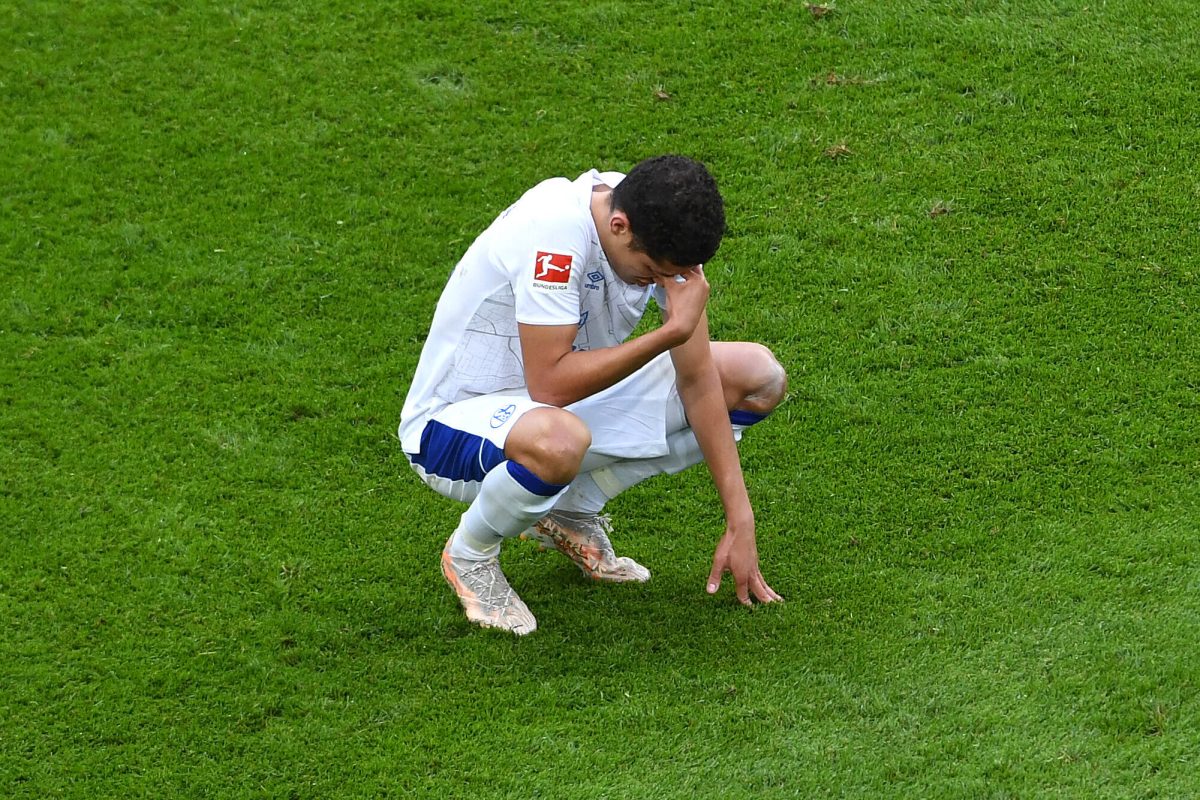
[354,535,848,679]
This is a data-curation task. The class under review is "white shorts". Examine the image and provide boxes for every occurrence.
[404,352,685,502]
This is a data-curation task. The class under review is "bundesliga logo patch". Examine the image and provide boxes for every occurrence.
[534,251,573,285]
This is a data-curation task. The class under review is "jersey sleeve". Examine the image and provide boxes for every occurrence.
[491,210,588,327]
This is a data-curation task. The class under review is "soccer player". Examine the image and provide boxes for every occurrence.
[399,155,787,634]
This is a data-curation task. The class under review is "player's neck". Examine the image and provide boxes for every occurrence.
[590,189,616,260]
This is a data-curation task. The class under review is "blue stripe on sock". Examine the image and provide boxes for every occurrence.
[412,420,506,482]
[730,409,768,427]
[506,461,567,498]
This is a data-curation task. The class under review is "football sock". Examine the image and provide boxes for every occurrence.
[730,409,768,429]
[554,410,769,515]
[555,429,703,514]
[448,460,566,560]
[553,472,609,516]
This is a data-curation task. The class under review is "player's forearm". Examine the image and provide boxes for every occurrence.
[677,363,755,528]
[528,326,680,407]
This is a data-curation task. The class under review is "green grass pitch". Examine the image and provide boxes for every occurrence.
[3,1,1199,797]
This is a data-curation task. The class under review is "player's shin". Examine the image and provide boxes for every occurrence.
[449,460,567,560]
[556,411,768,513]
[555,429,702,514]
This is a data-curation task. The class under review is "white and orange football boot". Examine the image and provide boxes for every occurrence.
[441,541,537,635]
[526,511,651,583]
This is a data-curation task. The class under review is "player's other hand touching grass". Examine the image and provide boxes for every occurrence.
[706,516,783,606]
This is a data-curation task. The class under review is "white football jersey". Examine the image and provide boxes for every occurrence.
[399,169,664,454]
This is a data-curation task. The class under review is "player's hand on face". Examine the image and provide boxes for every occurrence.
[706,521,783,606]
[657,267,709,344]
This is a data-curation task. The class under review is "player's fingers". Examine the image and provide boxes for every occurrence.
[735,571,752,606]
[706,557,725,595]
[751,573,783,603]
[751,571,777,599]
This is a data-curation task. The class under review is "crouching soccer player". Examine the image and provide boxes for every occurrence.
[398,155,787,634]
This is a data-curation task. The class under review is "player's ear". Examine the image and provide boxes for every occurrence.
[609,210,631,238]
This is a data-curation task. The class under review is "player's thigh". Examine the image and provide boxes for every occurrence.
[567,351,685,461]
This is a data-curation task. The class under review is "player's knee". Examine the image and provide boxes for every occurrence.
[719,342,787,415]
[744,345,787,414]
[536,424,590,480]
[529,414,590,484]
[506,408,591,485]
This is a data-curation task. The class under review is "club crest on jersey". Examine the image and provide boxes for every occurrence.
[490,403,517,428]
[533,251,573,289]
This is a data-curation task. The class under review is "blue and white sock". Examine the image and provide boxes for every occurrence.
[449,461,566,560]
[554,410,769,515]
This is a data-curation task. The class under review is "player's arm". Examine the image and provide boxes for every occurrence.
[517,270,711,407]
[665,281,782,606]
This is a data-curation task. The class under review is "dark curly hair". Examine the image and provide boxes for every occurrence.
[610,155,726,266]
